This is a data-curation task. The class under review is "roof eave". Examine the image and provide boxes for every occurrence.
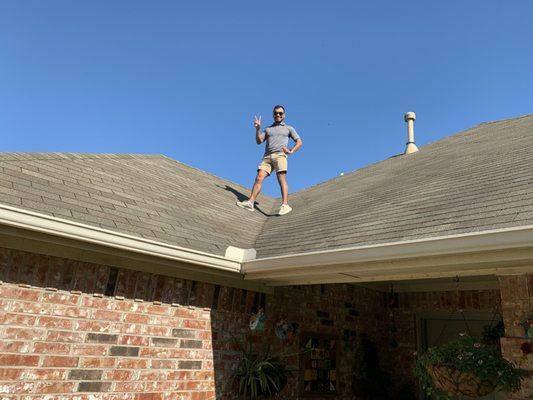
[244,225,533,283]
[2,203,532,287]
[0,204,242,273]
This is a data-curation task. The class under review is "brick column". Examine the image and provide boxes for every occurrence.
[498,274,533,400]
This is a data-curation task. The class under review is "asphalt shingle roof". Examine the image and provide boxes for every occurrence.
[254,114,533,257]
[0,153,277,256]
[0,114,532,259]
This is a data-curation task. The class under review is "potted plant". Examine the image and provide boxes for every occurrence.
[230,338,290,399]
[413,335,524,399]
[228,311,305,399]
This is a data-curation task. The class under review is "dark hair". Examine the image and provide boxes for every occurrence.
[273,105,285,113]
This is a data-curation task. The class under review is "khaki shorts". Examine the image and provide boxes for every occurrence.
[258,152,288,175]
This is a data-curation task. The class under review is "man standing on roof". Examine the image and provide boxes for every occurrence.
[237,105,302,216]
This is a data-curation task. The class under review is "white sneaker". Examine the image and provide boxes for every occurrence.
[278,204,292,216]
[236,200,255,211]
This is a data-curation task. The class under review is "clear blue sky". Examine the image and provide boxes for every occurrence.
[1,1,532,197]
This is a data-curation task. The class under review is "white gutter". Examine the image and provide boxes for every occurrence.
[0,204,241,273]
[244,225,533,273]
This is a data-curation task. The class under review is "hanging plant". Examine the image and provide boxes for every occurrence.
[413,335,525,399]
[481,320,505,348]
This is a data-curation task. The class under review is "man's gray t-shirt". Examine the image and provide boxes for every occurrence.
[263,122,300,156]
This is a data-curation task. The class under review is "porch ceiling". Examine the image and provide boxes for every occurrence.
[360,275,500,293]
[244,255,533,286]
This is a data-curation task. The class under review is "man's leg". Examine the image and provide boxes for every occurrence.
[276,171,289,204]
[237,161,271,211]
[249,170,269,203]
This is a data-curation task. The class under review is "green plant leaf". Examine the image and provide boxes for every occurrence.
[413,335,525,397]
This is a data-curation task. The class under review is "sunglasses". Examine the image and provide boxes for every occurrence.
[274,111,284,116]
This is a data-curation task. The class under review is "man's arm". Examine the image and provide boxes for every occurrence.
[282,126,302,155]
[283,138,302,155]
[291,138,303,154]
[254,116,265,144]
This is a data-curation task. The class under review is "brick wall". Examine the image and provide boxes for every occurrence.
[499,274,533,400]
[211,283,390,398]
[3,245,527,399]
[0,247,216,400]
[0,247,391,400]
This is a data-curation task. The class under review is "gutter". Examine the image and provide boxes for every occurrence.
[244,224,533,273]
[0,204,242,273]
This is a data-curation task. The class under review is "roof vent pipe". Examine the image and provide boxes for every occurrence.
[403,111,419,154]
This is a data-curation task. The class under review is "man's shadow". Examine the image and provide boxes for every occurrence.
[217,184,277,217]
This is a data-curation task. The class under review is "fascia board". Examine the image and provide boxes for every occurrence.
[0,204,241,273]
[244,225,533,273]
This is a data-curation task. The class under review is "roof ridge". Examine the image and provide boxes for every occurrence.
[476,113,533,126]
[289,113,533,197]
[1,113,531,200]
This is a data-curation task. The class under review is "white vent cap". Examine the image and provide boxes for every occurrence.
[403,111,419,154]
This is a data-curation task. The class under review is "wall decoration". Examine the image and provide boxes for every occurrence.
[521,316,533,339]
[300,332,338,396]
[249,308,266,331]
[275,315,299,343]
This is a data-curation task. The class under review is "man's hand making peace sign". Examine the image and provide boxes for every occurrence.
[254,116,265,145]
[254,115,262,131]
